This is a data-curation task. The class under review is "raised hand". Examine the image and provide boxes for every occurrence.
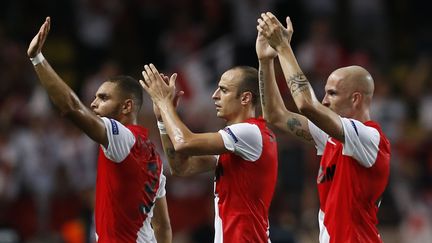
[257,12,293,51]
[27,17,51,58]
[140,64,179,107]
[152,73,184,121]
[256,31,277,61]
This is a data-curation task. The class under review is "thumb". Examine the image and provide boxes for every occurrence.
[174,90,185,107]
[169,73,178,88]
[286,17,293,31]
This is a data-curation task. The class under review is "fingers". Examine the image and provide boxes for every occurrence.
[142,63,173,89]
[160,73,170,84]
[139,80,149,92]
[149,63,159,76]
[140,68,151,88]
[257,18,270,38]
[266,12,279,26]
[174,90,185,107]
[258,12,289,30]
[45,17,51,33]
[286,17,293,32]
[169,73,177,88]
[258,12,278,37]
[37,17,51,45]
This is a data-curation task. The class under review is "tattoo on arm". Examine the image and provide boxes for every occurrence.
[166,148,175,160]
[288,73,309,97]
[259,70,265,106]
[287,118,313,141]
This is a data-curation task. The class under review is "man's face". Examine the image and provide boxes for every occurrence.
[90,82,124,119]
[321,72,354,117]
[211,69,243,121]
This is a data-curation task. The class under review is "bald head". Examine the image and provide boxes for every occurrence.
[331,65,374,98]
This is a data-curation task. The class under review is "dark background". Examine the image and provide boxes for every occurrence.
[0,0,430,242]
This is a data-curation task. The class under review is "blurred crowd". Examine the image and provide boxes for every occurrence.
[0,0,431,242]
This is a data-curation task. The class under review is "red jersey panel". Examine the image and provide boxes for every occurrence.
[95,121,163,243]
[312,119,390,243]
[214,118,278,243]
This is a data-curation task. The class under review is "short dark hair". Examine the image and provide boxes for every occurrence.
[107,75,143,112]
[233,66,259,106]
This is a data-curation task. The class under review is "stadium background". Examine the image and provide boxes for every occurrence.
[0,0,430,242]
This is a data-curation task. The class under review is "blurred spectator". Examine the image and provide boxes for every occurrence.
[0,0,430,242]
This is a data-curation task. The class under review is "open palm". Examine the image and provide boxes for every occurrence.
[27,17,50,58]
[256,32,277,60]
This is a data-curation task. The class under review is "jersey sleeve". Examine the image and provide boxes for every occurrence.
[100,117,136,163]
[341,117,380,168]
[218,123,262,162]
[308,120,328,155]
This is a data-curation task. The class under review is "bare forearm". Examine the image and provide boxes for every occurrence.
[33,60,83,114]
[158,102,195,153]
[277,45,343,141]
[159,133,191,176]
[152,197,172,243]
[155,100,226,160]
[33,59,107,145]
[154,226,172,243]
[258,59,286,122]
[277,45,317,112]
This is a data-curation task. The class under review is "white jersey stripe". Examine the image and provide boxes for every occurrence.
[214,193,223,243]
[318,209,330,243]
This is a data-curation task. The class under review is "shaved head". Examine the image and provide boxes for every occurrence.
[323,65,375,120]
[331,65,374,98]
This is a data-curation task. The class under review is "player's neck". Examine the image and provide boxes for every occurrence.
[352,110,370,123]
[118,115,138,126]
[226,109,255,125]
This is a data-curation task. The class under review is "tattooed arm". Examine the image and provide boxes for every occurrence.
[258,12,344,141]
[159,131,216,176]
[256,31,314,144]
[151,75,216,177]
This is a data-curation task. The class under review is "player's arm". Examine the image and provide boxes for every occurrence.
[141,64,230,157]
[258,12,344,142]
[151,77,217,176]
[27,17,107,146]
[151,196,172,243]
[159,130,217,176]
[256,31,314,144]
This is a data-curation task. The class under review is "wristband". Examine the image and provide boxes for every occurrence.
[157,121,167,134]
[30,53,45,66]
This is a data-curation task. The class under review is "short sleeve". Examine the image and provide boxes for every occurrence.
[218,123,262,162]
[101,117,136,163]
[341,118,380,168]
[308,120,328,155]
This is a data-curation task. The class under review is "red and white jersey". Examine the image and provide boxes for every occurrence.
[95,117,166,243]
[214,117,278,243]
[308,117,390,243]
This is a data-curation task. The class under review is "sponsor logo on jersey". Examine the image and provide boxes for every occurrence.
[223,127,238,143]
[110,119,119,135]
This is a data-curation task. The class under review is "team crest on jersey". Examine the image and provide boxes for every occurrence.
[110,119,119,135]
[223,127,238,143]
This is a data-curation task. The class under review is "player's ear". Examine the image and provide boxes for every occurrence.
[351,92,362,107]
[122,99,133,114]
[241,91,252,105]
